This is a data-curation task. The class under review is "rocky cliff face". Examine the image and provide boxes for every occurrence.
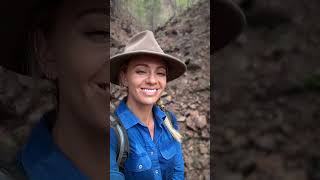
[214,0,320,179]
[0,68,56,164]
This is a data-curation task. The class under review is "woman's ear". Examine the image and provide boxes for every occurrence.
[33,30,58,80]
[119,71,128,87]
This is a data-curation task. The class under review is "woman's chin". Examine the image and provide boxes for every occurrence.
[138,97,159,106]
[135,92,160,105]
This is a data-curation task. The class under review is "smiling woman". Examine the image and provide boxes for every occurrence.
[121,56,167,107]
[110,30,186,180]
[0,0,109,179]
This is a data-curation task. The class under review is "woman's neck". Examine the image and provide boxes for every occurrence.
[126,96,154,125]
[52,105,107,180]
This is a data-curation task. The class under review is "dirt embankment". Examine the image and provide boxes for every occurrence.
[214,0,320,179]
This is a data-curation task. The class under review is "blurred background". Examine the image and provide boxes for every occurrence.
[213,0,320,179]
[0,62,56,165]
[111,0,210,179]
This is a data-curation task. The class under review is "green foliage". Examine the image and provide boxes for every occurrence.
[116,0,198,30]
[157,30,165,38]
[176,0,188,11]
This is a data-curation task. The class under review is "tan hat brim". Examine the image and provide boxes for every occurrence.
[110,50,187,85]
[214,0,246,51]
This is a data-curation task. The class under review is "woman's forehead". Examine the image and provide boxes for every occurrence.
[58,0,107,19]
[128,55,167,68]
[63,0,106,9]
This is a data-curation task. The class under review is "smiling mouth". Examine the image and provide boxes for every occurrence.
[141,88,158,93]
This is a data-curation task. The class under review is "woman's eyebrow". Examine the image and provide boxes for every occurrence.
[134,64,166,70]
[76,8,108,20]
[157,66,166,70]
[134,64,148,68]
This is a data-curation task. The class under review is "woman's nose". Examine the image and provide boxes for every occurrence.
[146,73,157,84]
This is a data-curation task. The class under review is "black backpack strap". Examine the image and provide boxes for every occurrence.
[110,113,129,171]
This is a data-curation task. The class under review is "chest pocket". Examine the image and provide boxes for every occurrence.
[159,140,178,161]
[124,152,152,172]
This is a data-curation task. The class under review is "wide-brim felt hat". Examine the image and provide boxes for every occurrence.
[214,0,246,51]
[110,30,187,85]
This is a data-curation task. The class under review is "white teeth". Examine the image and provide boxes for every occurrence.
[142,88,157,92]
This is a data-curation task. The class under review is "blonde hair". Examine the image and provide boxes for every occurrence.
[163,116,183,143]
[157,100,183,143]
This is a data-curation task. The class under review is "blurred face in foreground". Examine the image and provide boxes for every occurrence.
[33,0,109,178]
[37,0,109,131]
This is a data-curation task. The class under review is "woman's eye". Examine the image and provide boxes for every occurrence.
[85,30,108,42]
[136,70,146,74]
[157,72,166,76]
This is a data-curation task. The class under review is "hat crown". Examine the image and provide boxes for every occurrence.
[124,30,164,53]
[110,30,187,85]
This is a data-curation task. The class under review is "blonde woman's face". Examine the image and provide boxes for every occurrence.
[122,56,167,106]
[38,0,109,131]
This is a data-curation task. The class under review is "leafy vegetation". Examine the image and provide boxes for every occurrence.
[112,0,199,30]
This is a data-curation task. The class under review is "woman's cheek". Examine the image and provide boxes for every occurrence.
[160,78,167,89]
[130,74,143,85]
[69,47,101,80]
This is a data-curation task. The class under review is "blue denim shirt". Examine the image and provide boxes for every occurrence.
[16,112,89,180]
[110,100,184,180]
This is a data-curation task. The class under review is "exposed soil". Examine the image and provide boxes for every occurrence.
[213,0,320,179]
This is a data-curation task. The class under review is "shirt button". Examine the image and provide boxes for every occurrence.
[150,151,154,155]
[155,170,159,174]
[138,164,143,169]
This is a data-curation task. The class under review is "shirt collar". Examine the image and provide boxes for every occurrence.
[17,111,89,180]
[115,99,167,130]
